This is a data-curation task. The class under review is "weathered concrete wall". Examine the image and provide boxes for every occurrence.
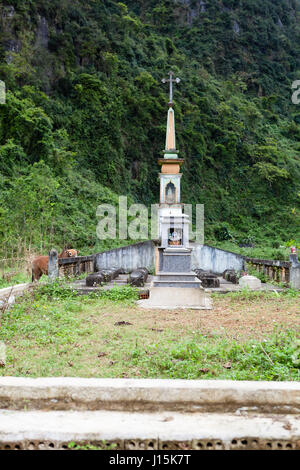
[290,254,300,289]
[191,244,245,274]
[94,242,245,275]
[94,241,155,273]
[93,242,299,286]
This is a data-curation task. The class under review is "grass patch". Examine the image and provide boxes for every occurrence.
[0,271,30,289]
[213,287,300,301]
[128,329,300,381]
[67,441,117,450]
[0,286,298,380]
[36,280,139,303]
[210,240,291,261]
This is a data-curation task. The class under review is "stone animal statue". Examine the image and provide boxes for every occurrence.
[98,268,123,282]
[194,269,206,279]
[86,268,124,287]
[129,267,148,287]
[31,248,80,282]
[223,269,239,284]
[86,272,104,287]
[194,269,220,288]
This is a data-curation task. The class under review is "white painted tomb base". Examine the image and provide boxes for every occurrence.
[137,287,212,309]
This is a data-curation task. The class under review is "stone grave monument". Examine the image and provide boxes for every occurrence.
[139,72,211,309]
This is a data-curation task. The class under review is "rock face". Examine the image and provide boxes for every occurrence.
[174,0,206,26]
[233,20,240,34]
[277,18,284,28]
[3,5,15,18]
[239,275,261,289]
[36,16,49,48]
[3,39,21,63]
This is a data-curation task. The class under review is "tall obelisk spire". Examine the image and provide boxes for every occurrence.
[158,70,183,209]
[162,71,180,157]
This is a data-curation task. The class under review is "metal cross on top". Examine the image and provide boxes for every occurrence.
[161,71,180,106]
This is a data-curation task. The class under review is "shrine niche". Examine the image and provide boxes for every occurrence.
[168,228,182,246]
[159,174,182,205]
[165,182,176,204]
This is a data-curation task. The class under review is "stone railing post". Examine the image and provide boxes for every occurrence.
[48,249,59,282]
[289,253,300,289]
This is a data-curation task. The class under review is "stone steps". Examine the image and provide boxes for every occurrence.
[153,280,202,288]
[153,271,202,288]
[155,272,199,281]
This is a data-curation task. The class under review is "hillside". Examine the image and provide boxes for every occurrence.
[0,0,300,256]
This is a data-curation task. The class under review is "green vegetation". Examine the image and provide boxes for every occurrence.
[36,279,139,302]
[67,441,117,450]
[214,286,300,300]
[0,286,299,380]
[210,240,292,261]
[0,271,29,288]
[0,0,299,259]
[130,329,300,381]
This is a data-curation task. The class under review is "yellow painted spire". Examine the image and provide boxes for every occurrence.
[165,107,176,151]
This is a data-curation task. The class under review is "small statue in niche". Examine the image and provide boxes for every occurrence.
[169,229,182,246]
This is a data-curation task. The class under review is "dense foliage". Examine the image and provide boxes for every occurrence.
[0,0,299,256]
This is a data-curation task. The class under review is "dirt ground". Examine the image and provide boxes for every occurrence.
[91,294,300,342]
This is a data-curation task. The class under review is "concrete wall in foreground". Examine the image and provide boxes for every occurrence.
[191,244,245,274]
[94,241,155,273]
[0,378,299,449]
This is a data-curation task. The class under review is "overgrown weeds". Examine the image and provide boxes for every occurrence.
[129,329,300,381]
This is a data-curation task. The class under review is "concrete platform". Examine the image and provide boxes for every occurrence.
[138,286,211,309]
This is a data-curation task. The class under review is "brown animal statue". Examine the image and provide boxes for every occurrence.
[32,248,80,282]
